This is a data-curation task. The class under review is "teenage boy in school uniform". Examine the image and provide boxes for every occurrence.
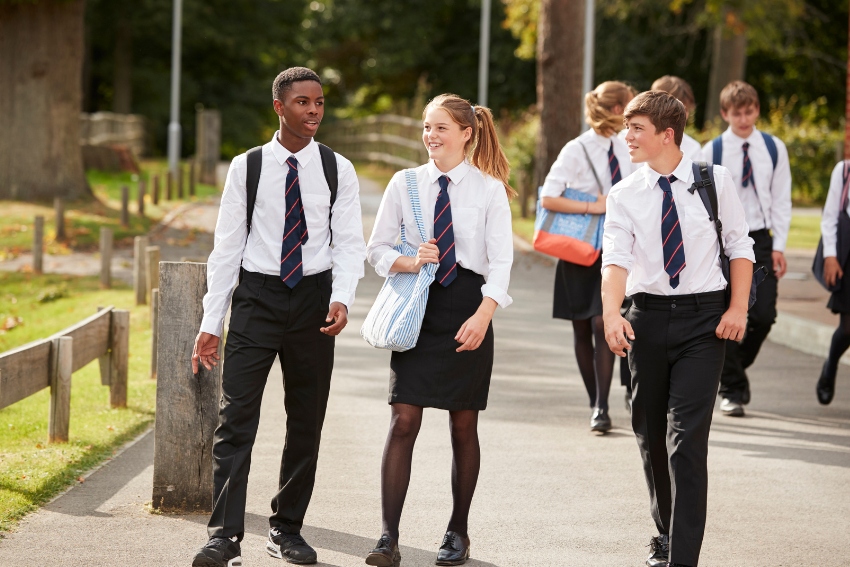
[602,91,754,567]
[190,67,366,567]
[701,80,792,417]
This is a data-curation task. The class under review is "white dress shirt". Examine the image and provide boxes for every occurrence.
[700,127,792,251]
[200,133,366,336]
[602,156,755,297]
[820,161,850,258]
[366,160,513,308]
[680,133,702,162]
[542,129,635,199]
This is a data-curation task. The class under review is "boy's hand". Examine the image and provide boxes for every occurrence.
[716,306,747,341]
[603,313,635,357]
[192,332,220,373]
[320,302,348,336]
[772,251,787,279]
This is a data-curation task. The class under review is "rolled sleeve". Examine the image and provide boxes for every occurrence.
[715,166,756,262]
[329,158,366,309]
[481,185,513,308]
[601,191,635,273]
[821,162,845,258]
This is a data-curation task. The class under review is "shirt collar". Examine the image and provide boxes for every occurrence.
[270,131,317,168]
[583,128,613,148]
[427,159,471,185]
[642,155,694,189]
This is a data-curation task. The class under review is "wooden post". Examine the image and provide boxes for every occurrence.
[145,245,161,302]
[150,289,159,380]
[189,160,196,197]
[54,197,66,240]
[48,336,73,443]
[99,227,113,289]
[33,215,44,274]
[109,309,130,408]
[121,185,130,227]
[166,172,173,200]
[196,109,221,185]
[133,236,148,305]
[137,178,146,217]
[153,262,219,512]
[177,164,185,199]
[97,306,112,386]
[153,174,160,205]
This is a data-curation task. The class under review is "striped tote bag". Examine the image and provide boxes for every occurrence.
[361,169,438,351]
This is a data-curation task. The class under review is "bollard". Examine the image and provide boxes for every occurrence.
[145,245,161,301]
[109,310,130,408]
[151,289,159,380]
[121,185,130,227]
[33,215,44,274]
[54,197,66,240]
[177,164,185,199]
[133,236,148,305]
[48,336,73,443]
[99,227,113,289]
[138,178,146,217]
[189,161,196,197]
[153,174,160,205]
[152,262,219,512]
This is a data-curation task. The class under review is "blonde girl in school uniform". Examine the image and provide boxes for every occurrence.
[540,81,636,432]
[364,94,514,567]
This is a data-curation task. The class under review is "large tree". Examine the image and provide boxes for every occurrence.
[0,0,88,201]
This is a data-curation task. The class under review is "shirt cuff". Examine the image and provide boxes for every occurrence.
[601,259,633,274]
[772,235,786,253]
[329,290,354,310]
[727,248,756,262]
[375,249,403,278]
[200,315,225,338]
[824,244,838,258]
[481,283,513,308]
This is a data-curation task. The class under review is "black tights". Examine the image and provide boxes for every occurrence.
[826,313,850,380]
[572,315,615,410]
[380,403,479,541]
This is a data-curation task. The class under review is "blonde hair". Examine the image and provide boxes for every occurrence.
[585,81,637,137]
[651,75,696,113]
[423,93,516,200]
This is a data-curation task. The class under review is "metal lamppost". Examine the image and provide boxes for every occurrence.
[478,0,492,107]
[581,0,595,132]
[167,0,184,178]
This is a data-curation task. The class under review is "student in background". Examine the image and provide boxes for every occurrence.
[540,81,636,433]
[651,75,702,161]
[701,80,792,418]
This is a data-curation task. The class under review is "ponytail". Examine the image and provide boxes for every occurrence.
[585,81,636,137]
[423,94,516,200]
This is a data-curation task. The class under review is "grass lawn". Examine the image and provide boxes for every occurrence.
[0,272,155,533]
[511,200,535,243]
[787,212,821,250]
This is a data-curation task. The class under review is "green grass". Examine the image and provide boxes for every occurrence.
[787,212,822,250]
[511,199,535,243]
[0,272,155,533]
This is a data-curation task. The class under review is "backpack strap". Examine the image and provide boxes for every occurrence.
[689,161,726,260]
[317,142,339,244]
[760,131,778,170]
[712,136,723,165]
[245,145,264,236]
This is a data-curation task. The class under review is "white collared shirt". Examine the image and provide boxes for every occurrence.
[820,161,850,258]
[541,129,635,199]
[200,133,366,336]
[366,160,514,308]
[700,127,792,251]
[602,156,755,297]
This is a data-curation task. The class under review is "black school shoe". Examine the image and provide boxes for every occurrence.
[365,534,401,566]
[435,531,470,566]
[817,361,836,405]
[645,534,669,567]
[192,537,242,567]
[266,528,318,564]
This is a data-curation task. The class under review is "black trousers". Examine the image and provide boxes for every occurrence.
[207,269,335,541]
[720,229,777,402]
[627,291,726,567]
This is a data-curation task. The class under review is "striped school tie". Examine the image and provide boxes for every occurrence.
[608,141,622,185]
[280,156,308,288]
[434,175,457,286]
[742,141,755,190]
[659,175,686,289]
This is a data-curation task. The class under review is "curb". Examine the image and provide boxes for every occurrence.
[769,311,848,366]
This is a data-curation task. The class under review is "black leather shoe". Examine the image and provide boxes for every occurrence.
[435,531,470,566]
[590,407,612,433]
[366,535,401,566]
[817,361,836,405]
[645,533,669,567]
[266,528,317,564]
[666,563,692,567]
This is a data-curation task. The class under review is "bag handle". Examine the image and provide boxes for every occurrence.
[400,169,429,246]
[577,141,605,195]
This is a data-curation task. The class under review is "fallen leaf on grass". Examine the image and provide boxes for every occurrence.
[35,443,43,449]
[76,476,85,483]
[83,444,93,450]
[106,425,115,431]
[2,316,23,331]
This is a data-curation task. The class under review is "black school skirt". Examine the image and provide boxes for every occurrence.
[389,266,494,411]
[552,257,603,320]
[828,254,850,314]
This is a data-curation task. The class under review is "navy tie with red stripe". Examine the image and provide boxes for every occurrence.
[659,175,686,289]
[280,156,308,288]
[608,141,622,185]
[742,141,755,190]
[434,175,457,287]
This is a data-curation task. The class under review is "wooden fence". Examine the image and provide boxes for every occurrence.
[318,114,426,170]
[0,307,130,443]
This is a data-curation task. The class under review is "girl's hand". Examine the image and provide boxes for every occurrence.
[414,238,440,270]
[824,256,843,288]
[455,312,491,352]
[587,194,606,215]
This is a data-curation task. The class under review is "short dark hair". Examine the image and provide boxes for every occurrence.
[623,91,687,147]
[272,67,322,101]
[651,75,695,113]
[719,80,759,112]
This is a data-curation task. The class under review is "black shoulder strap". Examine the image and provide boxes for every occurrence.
[690,161,726,259]
[245,146,264,236]
[317,142,339,245]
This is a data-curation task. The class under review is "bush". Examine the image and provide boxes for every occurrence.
[500,108,540,216]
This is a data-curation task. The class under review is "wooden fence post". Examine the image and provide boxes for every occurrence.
[33,215,44,274]
[138,178,146,217]
[133,236,148,305]
[153,174,160,205]
[121,185,130,227]
[166,172,173,200]
[109,309,130,408]
[196,109,221,185]
[177,164,185,199]
[153,262,219,512]
[54,197,66,241]
[150,289,159,380]
[189,160,196,197]
[48,336,73,443]
[146,245,161,301]
[100,227,113,289]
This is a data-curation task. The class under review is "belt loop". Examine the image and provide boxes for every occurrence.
[695,294,701,312]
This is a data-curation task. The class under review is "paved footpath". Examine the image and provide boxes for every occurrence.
[0,178,848,566]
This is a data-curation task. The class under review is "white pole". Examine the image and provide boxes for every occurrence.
[581,0,596,132]
[478,0,492,107]
[167,0,183,177]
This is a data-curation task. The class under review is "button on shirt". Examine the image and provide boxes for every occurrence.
[200,134,366,336]
[820,161,850,258]
[366,160,514,308]
[700,127,792,251]
[542,129,635,199]
[602,157,755,297]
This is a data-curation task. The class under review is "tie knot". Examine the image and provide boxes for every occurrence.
[286,156,298,171]
[438,175,450,191]
[658,175,677,192]
[742,141,749,152]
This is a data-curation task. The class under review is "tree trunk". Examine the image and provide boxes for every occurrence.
[0,0,89,201]
[845,8,850,160]
[112,16,132,113]
[535,0,585,187]
[705,17,748,124]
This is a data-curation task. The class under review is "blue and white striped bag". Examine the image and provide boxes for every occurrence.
[361,169,438,351]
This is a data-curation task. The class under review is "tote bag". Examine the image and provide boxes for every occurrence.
[361,169,438,351]
[813,161,850,292]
